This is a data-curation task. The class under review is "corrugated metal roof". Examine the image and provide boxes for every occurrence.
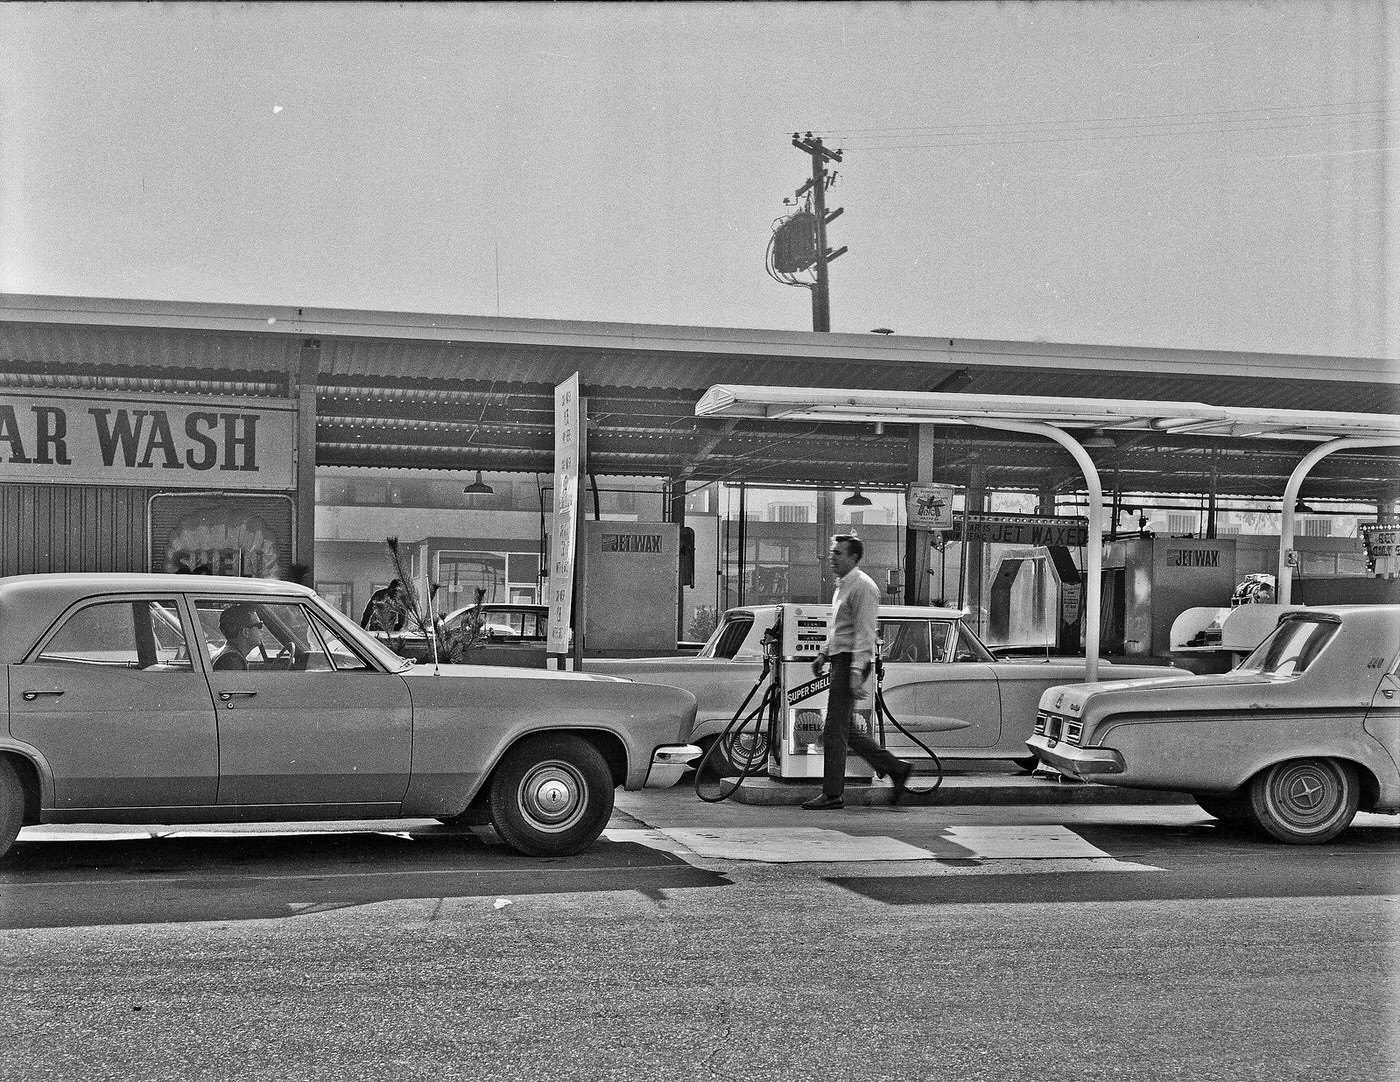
[2,294,1396,501]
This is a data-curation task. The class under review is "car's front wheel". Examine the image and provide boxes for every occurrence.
[488,735,615,857]
[1247,758,1359,845]
[0,758,26,861]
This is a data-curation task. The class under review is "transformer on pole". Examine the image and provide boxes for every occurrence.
[766,133,847,332]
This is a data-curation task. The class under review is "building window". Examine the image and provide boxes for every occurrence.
[1166,513,1198,536]
[772,503,811,523]
[318,581,354,617]
[437,551,507,609]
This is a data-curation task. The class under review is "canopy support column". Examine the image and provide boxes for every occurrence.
[963,418,1105,682]
[1278,437,1400,605]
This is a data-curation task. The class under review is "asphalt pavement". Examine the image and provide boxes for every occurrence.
[3,773,1397,1082]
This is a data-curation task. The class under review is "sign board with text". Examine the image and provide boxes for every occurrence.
[907,484,955,531]
[0,390,297,490]
[547,374,582,655]
[950,513,1090,548]
[1360,524,1400,577]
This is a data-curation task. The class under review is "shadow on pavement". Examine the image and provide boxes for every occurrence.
[829,820,1400,907]
[0,830,730,930]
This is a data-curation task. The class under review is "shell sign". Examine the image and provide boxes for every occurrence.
[163,508,284,578]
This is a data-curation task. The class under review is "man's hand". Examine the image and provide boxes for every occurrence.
[811,650,827,677]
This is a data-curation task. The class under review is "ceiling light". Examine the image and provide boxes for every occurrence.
[1081,428,1117,449]
[463,470,494,495]
[1294,499,1316,514]
[842,486,872,507]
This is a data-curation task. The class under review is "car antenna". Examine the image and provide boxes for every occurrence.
[426,580,443,675]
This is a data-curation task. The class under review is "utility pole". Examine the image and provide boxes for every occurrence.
[791,133,846,331]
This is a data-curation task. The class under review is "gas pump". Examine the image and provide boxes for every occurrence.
[695,604,944,802]
[773,603,871,781]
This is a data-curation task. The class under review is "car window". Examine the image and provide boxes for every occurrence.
[35,599,192,671]
[305,610,374,671]
[196,598,345,673]
[952,622,996,663]
[929,621,953,663]
[1238,617,1339,676]
[699,614,754,659]
[879,619,931,663]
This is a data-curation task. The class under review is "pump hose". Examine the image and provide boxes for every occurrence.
[873,680,944,796]
[692,659,783,803]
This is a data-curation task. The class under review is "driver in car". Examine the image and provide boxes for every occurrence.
[212,604,264,671]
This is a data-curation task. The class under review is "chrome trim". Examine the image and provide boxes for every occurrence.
[644,744,702,789]
[1026,734,1125,777]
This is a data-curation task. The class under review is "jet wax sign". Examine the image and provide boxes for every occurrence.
[0,391,296,490]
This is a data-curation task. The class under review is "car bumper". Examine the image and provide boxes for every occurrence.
[645,744,702,788]
[1026,735,1125,780]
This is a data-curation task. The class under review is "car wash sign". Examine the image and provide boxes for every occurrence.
[0,390,296,490]
[950,513,1090,547]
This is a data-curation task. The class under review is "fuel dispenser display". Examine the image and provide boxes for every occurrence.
[694,604,944,803]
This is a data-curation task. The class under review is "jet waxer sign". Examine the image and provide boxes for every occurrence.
[0,390,296,490]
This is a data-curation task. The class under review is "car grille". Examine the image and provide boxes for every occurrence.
[1035,713,1082,746]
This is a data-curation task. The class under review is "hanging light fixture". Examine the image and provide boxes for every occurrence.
[462,470,494,495]
[842,485,872,507]
[1081,428,1117,449]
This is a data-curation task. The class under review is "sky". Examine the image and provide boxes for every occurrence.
[1,1,1396,359]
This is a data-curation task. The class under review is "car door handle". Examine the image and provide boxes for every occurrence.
[218,691,258,701]
[21,689,64,701]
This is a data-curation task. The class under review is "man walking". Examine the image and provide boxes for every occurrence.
[803,534,913,810]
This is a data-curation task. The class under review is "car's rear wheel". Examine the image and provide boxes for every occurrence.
[1193,791,1249,821]
[0,758,26,861]
[700,726,770,778]
[488,735,614,857]
[1247,758,1359,845]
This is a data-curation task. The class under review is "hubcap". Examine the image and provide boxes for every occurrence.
[1268,760,1342,829]
[518,761,587,833]
[1286,774,1325,810]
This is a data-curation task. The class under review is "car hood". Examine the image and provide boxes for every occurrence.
[398,662,629,683]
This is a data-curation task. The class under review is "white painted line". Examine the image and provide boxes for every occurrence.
[942,824,1112,859]
[658,827,935,863]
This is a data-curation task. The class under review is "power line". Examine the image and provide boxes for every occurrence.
[807,97,1390,137]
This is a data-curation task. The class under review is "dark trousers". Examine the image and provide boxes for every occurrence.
[822,652,904,797]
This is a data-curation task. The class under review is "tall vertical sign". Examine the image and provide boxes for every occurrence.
[547,374,582,658]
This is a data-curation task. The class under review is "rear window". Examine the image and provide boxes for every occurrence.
[699,614,754,660]
[1238,617,1339,677]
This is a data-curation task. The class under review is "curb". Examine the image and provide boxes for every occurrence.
[723,774,1196,808]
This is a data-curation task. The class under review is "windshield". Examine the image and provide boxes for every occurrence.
[314,594,416,671]
[1237,616,1339,676]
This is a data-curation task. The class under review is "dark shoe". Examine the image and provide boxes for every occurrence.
[890,762,913,805]
[802,794,844,810]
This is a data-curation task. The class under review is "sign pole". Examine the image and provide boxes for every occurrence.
[547,374,582,668]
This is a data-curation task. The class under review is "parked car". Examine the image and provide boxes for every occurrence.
[374,603,550,667]
[589,604,1190,770]
[1028,605,1400,844]
[0,574,698,862]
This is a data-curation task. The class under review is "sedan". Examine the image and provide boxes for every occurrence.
[0,574,699,861]
[589,604,1190,770]
[1028,605,1400,843]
